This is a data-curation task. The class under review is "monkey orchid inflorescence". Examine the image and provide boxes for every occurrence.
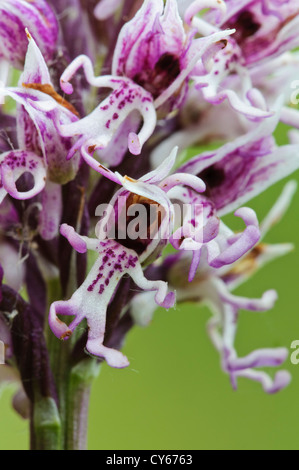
[0,0,298,450]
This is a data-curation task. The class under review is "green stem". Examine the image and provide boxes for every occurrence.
[31,335,100,450]
[30,237,101,450]
[31,397,61,450]
[65,359,100,450]
[48,331,71,449]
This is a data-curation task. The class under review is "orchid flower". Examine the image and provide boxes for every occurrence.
[178,99,299,216]
[55,0,234,169]
[94,0,123,20]
[152,101,299,280]
[0,0,298,451]
[169,184,261,282]
[0,32,80,239]
[218,0,299,66]
[112,0,232,113]
[190,37,272,120]
[188,0,299,66]
[131,181,296,393]
[49,147,208,367]
[185,0,299,120]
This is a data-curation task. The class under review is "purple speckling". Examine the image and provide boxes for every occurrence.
[118,100,126,110]
[99,284,105,294]
[106,249,116,257]
[87,272,103,291]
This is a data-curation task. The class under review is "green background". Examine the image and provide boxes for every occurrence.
[1,127,299,450]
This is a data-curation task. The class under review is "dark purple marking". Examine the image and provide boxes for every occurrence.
[99,284,105,294]
[87,272,103,292]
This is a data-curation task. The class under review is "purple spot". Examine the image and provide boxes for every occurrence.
[87,272,103,291]
[99,284,105,294]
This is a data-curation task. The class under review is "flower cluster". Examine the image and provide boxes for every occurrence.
[0,0,299,428]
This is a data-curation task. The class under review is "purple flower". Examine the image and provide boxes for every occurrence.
[0,0,298,451]
[178,100,299,215]
[113,0,232,114]
[59,63,157,160]
[54,0,233,169]
[0,32,81,239]
[188,0,299,66]
[49,147,208,366]
[220,0,299,66]
[131,181,295,393]
[183,0,299,119]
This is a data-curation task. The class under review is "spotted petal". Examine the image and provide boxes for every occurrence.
[49,230,175,368]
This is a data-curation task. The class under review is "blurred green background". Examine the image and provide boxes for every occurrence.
[1,126,299,450]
